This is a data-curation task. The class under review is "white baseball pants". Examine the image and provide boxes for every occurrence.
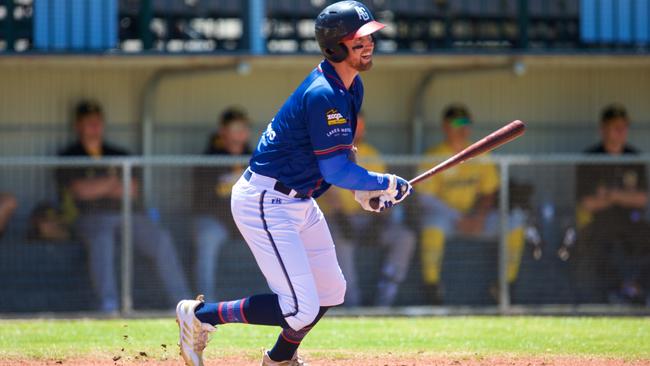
[230,171,346,331]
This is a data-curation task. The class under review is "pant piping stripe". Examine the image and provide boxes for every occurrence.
[259,190,299,318]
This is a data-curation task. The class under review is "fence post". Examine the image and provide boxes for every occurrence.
[517,0,529,49]
[4,0,15,51]
[498,160,511,313]
[121,160,134,315]
[243,0,266,54]
[139,0,153,50]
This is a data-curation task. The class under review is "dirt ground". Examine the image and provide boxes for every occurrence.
[3,355,650,366]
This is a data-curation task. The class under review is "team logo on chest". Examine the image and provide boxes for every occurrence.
[326,109,347,125]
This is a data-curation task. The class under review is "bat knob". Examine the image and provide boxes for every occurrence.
[369,196,380,210]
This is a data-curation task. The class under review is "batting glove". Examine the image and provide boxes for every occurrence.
[354,190,393,212]
[385,174,412,204]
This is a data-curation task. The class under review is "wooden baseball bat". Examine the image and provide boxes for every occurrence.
[370,120,526,210]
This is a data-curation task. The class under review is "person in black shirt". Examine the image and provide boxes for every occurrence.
[191,107,252,300]
[57,100,191,312]
[574,104,650,304]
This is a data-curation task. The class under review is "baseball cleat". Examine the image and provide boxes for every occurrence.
[176,294,216,366]
[261,350,308,366]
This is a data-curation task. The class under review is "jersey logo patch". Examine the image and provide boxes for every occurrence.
[326,109,347,126]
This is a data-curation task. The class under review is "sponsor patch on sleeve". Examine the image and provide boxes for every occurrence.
[326,109,347,126]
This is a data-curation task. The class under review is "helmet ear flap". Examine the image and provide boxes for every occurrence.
[324,42,348,63]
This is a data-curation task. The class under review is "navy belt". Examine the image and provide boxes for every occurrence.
[244,169,308,199]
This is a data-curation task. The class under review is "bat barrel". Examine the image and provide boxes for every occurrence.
[370,120,525,210]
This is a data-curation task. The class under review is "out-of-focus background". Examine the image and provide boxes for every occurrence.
[0,0,649,316]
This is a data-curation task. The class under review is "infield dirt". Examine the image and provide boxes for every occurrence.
[3,355,650,366]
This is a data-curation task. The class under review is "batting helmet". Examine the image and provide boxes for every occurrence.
[315,1,385,63]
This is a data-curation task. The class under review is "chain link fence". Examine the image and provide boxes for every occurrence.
[1,155,649,314]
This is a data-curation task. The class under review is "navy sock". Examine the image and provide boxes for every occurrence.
[268,306,330,362]
[195,294,289,328]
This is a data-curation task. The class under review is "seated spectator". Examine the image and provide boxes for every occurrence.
[0,193,17,238]
[57,100,190,313]
[318,112,416,306]
[416,104,526,304]
[574,103,650,304]
[191,107,252,300]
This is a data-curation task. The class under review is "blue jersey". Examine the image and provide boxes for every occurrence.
[250,60,363,198]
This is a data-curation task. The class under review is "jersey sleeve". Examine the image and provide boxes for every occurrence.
[305,89,354,160]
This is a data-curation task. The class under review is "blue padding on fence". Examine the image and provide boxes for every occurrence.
[617,0,632,42]
[70,0,86,49]
[88,1,103,49]
[33,0,49,49]
[52,0,68,49]
[635,0,650,42]
[580,0,597,42]
[32,0,117,51]
[599,0,614,42]
[581,0,650,44]
[106,0,118,49]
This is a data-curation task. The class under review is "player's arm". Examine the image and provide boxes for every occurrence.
[307,90,410,209]
[68,176,121,200]
[318,153,389,191]
[610,188,648,208]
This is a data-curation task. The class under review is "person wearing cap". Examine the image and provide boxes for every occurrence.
[175,2,412,365]
[191,106,252,301]
[56,100,191,313]
[416,104,526,304]
[574,103,650,305]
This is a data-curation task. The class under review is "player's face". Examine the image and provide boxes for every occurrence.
[221,120,251,154]
[601,117,629,149]
[75,113,104,143]
[443,121,471,146]
[343,35,375,72]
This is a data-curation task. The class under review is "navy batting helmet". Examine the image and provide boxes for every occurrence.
[315,1,385,63]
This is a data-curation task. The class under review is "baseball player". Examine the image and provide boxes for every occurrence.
[175,1,411,365]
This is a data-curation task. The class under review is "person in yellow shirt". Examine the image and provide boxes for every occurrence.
[319,112,416,306]
[417,104,526,304]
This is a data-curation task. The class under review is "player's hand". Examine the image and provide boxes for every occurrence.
[385,174,412,204]
[354,190,392,212]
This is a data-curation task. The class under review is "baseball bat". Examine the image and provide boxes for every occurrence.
[369,120,526,210]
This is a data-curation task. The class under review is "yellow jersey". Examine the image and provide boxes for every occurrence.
[416,142,499,214]
[318,142,386,215]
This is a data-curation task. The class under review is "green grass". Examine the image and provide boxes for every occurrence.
[0,316,649,360]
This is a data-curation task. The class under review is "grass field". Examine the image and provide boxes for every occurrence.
[1,316,649,365]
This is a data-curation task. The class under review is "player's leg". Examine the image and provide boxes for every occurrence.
[263,201,346,362]
[177,177,321,365]
[192,215,228,300]
[75,213,121,312]
[376,205,416,306]
[419,196,458,303]
[132,214,191,303]
[482,208,527,284]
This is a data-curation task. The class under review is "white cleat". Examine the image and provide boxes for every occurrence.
[176,294,216,366]
[261,350,308,366]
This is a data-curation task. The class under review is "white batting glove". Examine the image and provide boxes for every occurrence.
[354,190,387,213]
[384,174,412,205]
